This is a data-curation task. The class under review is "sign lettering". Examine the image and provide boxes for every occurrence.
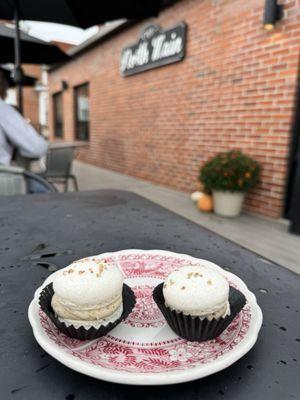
[120,23,187,76]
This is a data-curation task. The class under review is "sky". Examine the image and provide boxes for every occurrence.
[20,21,99,45]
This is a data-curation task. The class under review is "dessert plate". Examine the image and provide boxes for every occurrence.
[28,249,262,385]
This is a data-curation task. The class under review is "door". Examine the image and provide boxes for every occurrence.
[286,68,300,233]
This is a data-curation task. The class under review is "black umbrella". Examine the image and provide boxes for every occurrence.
[0,25,69,64]
[0,0,163,27]
[0,65,37,87]
[0,0,163,113]
[0,24,69,112]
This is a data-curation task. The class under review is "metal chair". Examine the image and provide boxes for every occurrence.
[42,147,79,192]
[0,165,57,195]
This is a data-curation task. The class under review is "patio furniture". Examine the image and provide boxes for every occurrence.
[0,1,162,113]
[0,190,299,399]
[42,147,79,192]
[49,141,89,150]
[0,24,70,112]
[0,164,56,195]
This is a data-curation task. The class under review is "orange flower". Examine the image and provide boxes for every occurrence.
[245,172,251,178]
[238,178,243,186]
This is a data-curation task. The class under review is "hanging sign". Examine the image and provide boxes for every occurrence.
[120,22,187,76]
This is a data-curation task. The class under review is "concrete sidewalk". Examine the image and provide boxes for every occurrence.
[73,161,300,274]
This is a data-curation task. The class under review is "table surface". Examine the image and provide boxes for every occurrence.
[0,190,299,400]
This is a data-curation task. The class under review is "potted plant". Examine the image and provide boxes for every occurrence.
[199,150,260,217]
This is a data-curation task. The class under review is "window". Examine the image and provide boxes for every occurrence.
[74,83,89,141]
[53,92,63,138]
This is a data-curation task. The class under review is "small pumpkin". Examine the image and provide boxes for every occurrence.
[197,194,213,212]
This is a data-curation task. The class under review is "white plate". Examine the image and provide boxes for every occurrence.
[28,249,262,385]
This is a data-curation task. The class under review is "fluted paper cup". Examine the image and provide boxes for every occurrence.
[153,283,246,342]
[39,283,136,340]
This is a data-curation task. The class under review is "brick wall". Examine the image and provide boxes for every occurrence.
[48,0,300,218]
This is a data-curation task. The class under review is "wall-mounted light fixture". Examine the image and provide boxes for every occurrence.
[263,0,283,31]
[61,80,68,91]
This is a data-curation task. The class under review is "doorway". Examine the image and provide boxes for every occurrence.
[285,65,300,233]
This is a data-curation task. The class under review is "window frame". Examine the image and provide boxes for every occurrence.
[52,91,64,139]
[74,82,90,141]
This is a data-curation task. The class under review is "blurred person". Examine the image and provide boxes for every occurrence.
[0,70,48,166]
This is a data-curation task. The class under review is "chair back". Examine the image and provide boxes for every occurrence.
[23,171,57,193]
[45,147,76,178]
[0,165,26,195]
[0,165,56,195]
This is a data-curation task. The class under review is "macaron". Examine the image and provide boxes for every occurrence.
[152,262,244,342]
[51,258,124,329]
[163,265,230,320]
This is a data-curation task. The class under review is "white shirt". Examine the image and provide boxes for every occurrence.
[0,98,48,165]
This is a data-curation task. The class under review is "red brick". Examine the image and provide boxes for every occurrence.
[48,0,300,219]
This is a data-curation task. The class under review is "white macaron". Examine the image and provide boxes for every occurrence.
[51,258,124,328]
[163,264,230,319]
[53,258,123,307]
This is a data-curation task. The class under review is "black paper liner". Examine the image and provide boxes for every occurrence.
[153,283,246,342]
[39,283,136,340]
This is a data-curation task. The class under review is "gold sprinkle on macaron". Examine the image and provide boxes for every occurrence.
[181,286,186,290]
[207,280,212,285]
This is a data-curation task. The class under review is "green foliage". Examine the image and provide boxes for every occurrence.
[199,150,260,192]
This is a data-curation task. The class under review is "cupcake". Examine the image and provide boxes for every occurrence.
[39,258,136,340]
[153,264,246,341]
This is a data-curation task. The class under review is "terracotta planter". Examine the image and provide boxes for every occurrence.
[213,191,245,217]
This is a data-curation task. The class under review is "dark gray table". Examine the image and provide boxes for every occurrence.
[0,190,299,400]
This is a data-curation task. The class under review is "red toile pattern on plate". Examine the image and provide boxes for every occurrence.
[108,253,191,279]
[124,284,165,328]
[38,252,252,373]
